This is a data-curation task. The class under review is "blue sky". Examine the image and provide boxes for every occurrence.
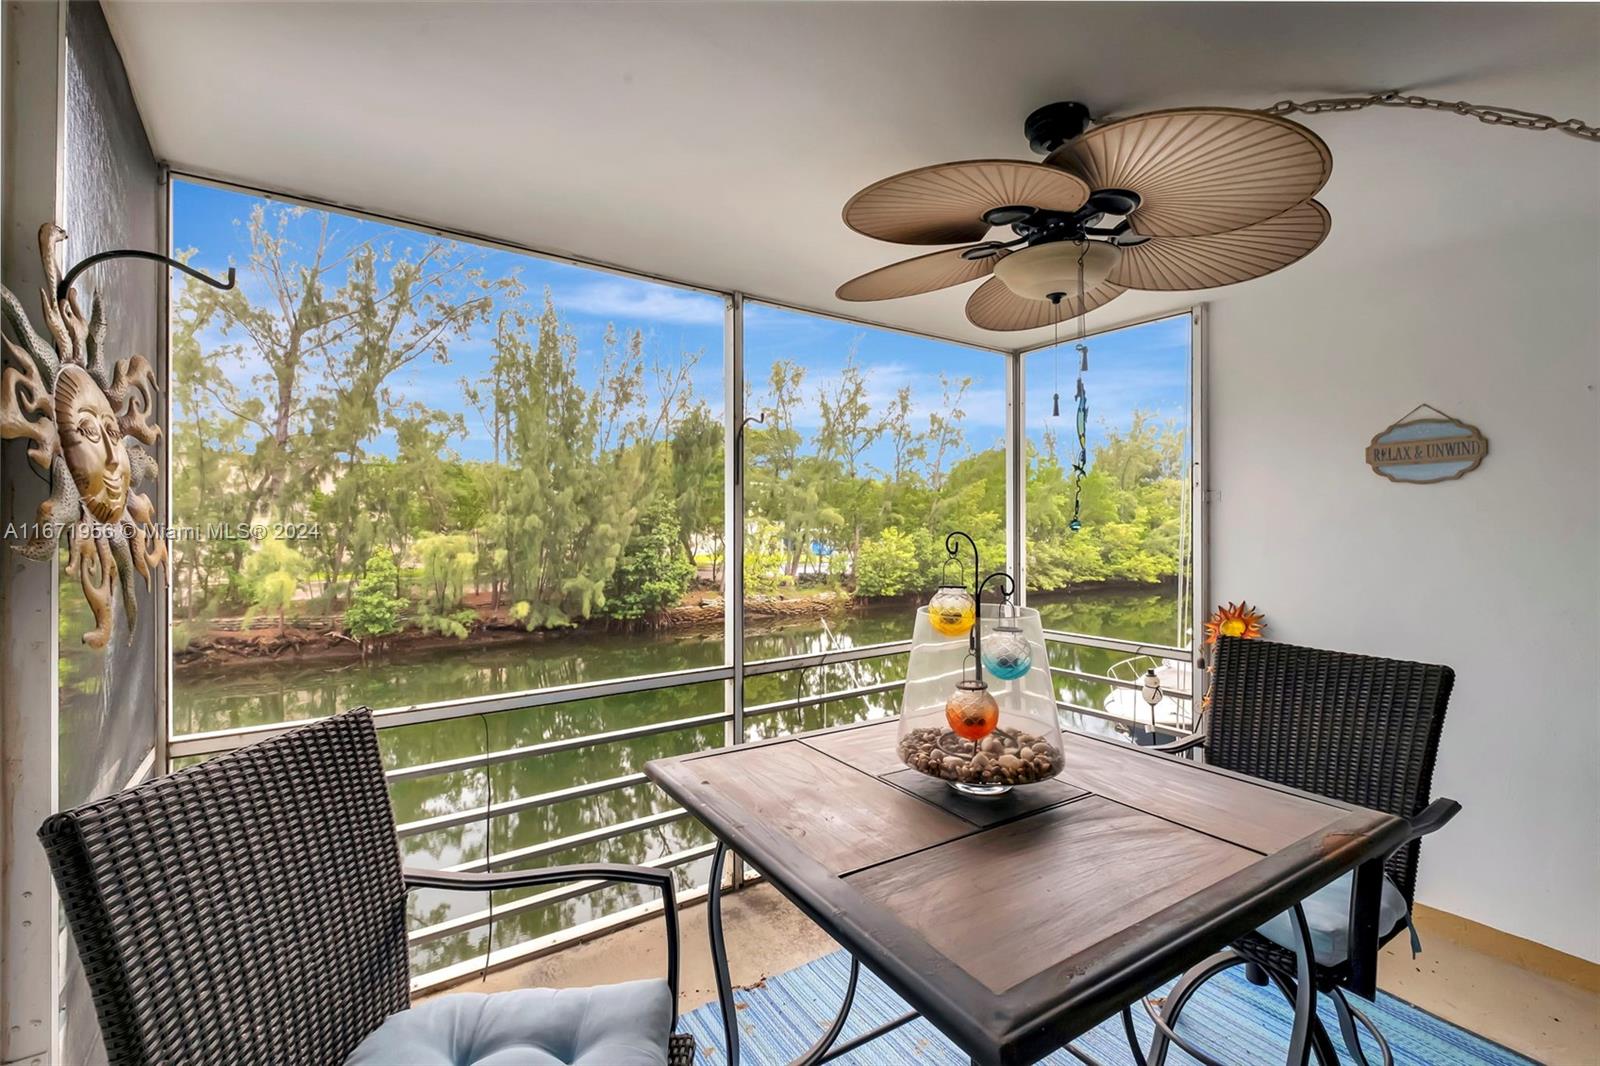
[172,181,1187,470]
[1024,313,1191,465]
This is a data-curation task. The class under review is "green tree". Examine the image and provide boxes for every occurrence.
[668,402,724,577]
[878,384,926,529]
[747,361,839,579]
[815,351,882,574]
[173,204,511,608]
[925,373,972,490]
[475,299,661,629]
[1025,411,1188,591]
[242,535,309,635]
[414,533,477,637]
[345,550,406,650]
[601,500,695,620]
[742,516,789,594]
[170,268,253,616]
[854,526,920,597]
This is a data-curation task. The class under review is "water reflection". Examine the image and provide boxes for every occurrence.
[176,590,1184,975]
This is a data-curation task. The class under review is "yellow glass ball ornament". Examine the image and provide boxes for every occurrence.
[928,584,976,638]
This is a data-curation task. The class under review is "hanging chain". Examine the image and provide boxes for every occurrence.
[1260,90,1600,142]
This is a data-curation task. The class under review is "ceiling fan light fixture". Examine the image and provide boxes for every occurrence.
[992,241,1122,301]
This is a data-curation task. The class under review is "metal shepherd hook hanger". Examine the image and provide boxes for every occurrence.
[944,530,1016,672]
[57,248,236,302]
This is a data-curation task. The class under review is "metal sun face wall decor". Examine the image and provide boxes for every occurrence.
[0,225,167,647]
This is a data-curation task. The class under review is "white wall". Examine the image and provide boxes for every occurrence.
[1203,101,1600,961]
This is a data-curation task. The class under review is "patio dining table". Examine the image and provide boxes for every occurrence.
[645,718,1407,1066]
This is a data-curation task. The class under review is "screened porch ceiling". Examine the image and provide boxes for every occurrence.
[102,1,1594,349]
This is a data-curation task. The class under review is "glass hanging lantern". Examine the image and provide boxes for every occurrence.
[946,666,1000,741]
[928,585,976,637]
[927,555,976,638]
[981,605,1034,681]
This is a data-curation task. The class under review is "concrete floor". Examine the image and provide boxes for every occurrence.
[432,884,1599,1064]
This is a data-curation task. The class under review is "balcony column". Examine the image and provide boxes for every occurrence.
[1,4,66,1065]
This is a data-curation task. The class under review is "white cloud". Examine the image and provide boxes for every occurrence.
[555,279,723,327]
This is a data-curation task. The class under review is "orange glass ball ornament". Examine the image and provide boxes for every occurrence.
[945,680,999,741]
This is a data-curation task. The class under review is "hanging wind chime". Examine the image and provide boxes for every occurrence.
[1049,242,1091,532]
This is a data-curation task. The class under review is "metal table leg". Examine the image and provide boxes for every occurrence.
[708,841,881,1066]
[1142,904,1327,1066]
[708,843,742,1066]
[818,1011,919,1063]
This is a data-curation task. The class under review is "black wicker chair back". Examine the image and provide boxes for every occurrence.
[1204,636,1453,904]
[38,708,409,1066]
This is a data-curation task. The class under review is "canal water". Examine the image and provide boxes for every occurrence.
[172,587,1187,974]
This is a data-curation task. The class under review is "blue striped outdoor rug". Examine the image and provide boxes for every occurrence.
[680,949,1534,1065]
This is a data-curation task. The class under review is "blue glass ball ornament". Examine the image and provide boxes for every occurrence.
[982,624,1033,681]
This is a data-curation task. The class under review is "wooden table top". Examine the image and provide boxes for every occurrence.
[646,719,1407,1066]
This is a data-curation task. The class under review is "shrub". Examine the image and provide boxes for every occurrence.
[242,534,309,635]
[417,607,477,639]
[345,550,406,643]
[854,526,920,598]
[602,500,696,620]
[415,533,477,615]
[742,517,788,595]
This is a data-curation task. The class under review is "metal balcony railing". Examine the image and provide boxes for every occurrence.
[167,630,1193,991]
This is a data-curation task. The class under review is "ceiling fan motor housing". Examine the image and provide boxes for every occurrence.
[992,241,1121,301]
[1024,101,1094,154]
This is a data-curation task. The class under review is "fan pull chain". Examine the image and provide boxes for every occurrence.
[1051,313,1061,417]
[1069,244,1090,533]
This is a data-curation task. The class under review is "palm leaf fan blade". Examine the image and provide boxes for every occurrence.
[836,246,1006,301]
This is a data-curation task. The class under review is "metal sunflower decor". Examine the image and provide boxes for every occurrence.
[1203,601,1267,646]
[1,224,167,647]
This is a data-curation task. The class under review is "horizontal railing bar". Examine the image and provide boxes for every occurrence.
[745,679,904,717]
[410,884,712,995]
[385,710,733,782]
[408,842,715,946]
[387,673,910,782]
[1049,666,1193,702]
[444,808,690,873]
[742,639,911,678]
[395,675,908,832]
[168,663,735,759]
[1057,700,1196,735]
[395,772,651,838]
[396,679,905,834]
[1043,629,1191,659]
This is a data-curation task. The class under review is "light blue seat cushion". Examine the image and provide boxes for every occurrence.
[346,979,672,1066]
[1256,870,1409,967]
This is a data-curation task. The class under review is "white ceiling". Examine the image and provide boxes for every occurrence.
[103,2,1599,350]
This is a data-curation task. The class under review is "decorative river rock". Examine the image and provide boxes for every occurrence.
[899,726,1062,788]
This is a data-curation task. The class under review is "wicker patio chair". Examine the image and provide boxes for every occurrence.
[1135,635,1459,1066]
[38,707,695,1066]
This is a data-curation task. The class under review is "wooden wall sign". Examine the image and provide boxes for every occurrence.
[1365,404,1488,484]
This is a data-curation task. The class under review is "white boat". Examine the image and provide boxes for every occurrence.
[1099,655,1197,734]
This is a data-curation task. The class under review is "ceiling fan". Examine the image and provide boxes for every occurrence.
[835,101,1332,331]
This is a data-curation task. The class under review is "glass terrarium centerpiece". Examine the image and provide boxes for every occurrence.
[896,533,1063,796]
